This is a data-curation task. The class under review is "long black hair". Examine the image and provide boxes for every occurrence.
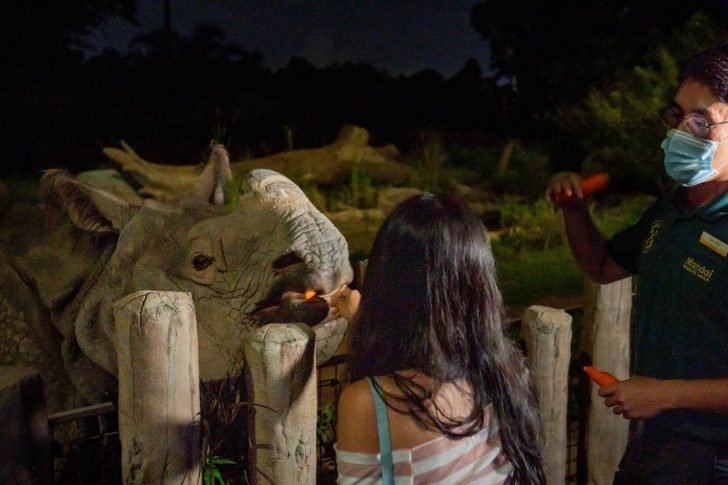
[346,193,545,484]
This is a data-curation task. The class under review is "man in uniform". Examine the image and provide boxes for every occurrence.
[546,44,728,483]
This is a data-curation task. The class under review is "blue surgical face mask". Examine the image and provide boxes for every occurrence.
[661,129,728,186]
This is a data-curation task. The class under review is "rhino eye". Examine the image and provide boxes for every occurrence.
[192,254,215,271]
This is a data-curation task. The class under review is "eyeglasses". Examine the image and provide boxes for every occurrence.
[659,106,728,139]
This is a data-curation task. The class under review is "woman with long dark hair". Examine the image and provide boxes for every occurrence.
[332,193,545,484]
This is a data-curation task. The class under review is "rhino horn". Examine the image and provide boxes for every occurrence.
[41,169,140,232]
[190,142,234,206]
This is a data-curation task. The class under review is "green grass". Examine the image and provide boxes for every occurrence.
[492,194,654,309]
[494,244,583,308]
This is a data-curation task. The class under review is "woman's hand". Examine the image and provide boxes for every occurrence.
[330,286,361,322]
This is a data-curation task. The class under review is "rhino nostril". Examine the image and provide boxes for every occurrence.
[272,252,304,270]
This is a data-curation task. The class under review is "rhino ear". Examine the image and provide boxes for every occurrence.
[41,169,139,232]
[191,142,234,206]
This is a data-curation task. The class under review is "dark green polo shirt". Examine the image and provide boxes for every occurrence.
[608,187,728,444]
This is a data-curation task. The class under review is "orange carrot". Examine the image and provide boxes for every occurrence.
[552,173,609,204]
[304,290,316,299]
[583,365,619,386]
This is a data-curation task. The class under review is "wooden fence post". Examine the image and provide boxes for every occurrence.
[114,290,201,485]
[522,305,573,485]
[244,323,317,485]
[582,278,632,485]
[0,366,50,485]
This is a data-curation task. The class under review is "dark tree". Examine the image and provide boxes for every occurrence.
[470,0,728,171]
[2,1,139,174]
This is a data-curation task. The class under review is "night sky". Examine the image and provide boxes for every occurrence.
[87,0,490,77]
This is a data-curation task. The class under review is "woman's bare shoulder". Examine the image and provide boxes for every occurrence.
[336,378,379,453]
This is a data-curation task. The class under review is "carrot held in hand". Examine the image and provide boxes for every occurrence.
[583,365,619,386]
[552,173,609,204]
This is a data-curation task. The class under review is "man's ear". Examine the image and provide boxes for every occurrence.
[41,169,140,232]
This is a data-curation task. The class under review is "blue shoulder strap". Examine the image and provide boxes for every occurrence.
[368,376,395,485]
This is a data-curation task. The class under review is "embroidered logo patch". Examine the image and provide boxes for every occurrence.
[642,220,664,254]
[699,231,728,257]
[683,256,715,282]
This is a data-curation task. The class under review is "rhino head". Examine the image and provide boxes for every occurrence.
[40,145,352,404]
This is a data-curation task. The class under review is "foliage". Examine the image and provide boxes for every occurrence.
[562,46,677,193]
[446,143,501,185]
[317,402,337,445]
[470,0,726,120]
[492,194,654,306]
[199,374,250,485]
[560,12,727,193]
[488,142,551,196]
[471,1,727,176]
[591,194,657,238]
[212,108,243,149]
[408,131,451,192]
[348,164,378,209]
[203,456,238,485]
[497,196,565,251]
[295,163,378,212]
[495,193,654,252]
[284,125,296,152]
[297,180,330,212]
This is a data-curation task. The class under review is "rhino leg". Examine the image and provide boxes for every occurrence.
[0,262,76,412]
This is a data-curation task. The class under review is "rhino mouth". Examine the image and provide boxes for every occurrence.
[253,288,331,326]
[252,251,348,326]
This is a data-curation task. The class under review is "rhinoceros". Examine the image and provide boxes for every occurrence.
[0,145,353,412]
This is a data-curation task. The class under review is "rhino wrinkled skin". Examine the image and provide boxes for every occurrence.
[0,145,352,412]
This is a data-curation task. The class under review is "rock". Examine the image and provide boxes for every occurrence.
[325,208,386,255]
[326,208,386,234]
[376,187,423,215]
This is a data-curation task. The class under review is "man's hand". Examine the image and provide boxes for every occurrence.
[545,171,585,205]
[598,376,674,419]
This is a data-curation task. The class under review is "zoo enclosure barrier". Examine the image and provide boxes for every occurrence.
[1,277,631,485]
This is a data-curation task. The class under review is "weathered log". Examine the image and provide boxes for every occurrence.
[582,279,632,485]
[114,291,201,485]
[0,366,50,485]
[102,125,411,201]
[521,305,573,485]
[244,323,316,485]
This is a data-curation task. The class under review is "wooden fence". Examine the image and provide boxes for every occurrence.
[1,277,632,484]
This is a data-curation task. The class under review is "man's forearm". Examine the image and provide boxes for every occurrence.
[561,205,629,283]
[668,378,728,414]
[601,376,728,419]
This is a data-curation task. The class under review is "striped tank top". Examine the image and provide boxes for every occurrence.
[335,403,514,484]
